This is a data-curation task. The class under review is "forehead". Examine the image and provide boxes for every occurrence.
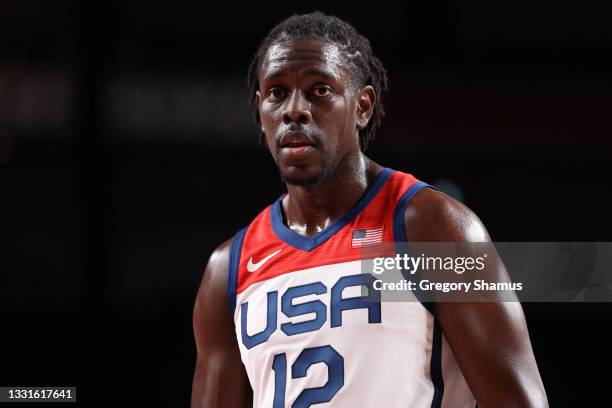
[259,37,349,82]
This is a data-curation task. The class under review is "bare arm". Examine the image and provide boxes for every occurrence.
[406,188,548,408]
[191,239,252,408]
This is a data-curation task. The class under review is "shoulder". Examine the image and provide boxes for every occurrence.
[404,186,491,243]
[207,238,233,275]
[192,237,237,340]
[195,238,234,303]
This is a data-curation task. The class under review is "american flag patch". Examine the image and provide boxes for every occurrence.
[351,226,384,247]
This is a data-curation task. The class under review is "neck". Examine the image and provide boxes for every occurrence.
[281,154,384,237]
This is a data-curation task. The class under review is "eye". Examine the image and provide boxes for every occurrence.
[266,87,286,101]
[311,84,332,97]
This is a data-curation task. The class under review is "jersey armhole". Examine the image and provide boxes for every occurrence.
[392,181,445,408]
[227,226,248,314]
[392,181,437,314]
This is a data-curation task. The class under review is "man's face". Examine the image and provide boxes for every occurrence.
[256,37,364,186]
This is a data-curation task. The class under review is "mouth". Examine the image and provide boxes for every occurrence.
[279,132,317,157]
[283,140,313,148]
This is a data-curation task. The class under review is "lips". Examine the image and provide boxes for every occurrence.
[279,132,317,149]
[284,140,312,148]
[278,132,317,160]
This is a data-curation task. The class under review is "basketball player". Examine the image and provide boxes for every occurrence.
[192,12,548,408]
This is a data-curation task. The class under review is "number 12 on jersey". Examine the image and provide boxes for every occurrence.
[272,345,344,408]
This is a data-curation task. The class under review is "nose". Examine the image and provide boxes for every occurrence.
[282,89,312,125]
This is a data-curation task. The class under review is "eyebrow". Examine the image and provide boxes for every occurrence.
[263,67,339,83]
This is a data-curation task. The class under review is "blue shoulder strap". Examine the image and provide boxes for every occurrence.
[391,180,444,408]
[227,227,248,313]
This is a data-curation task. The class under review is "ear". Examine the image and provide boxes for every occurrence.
[356,85,375,130]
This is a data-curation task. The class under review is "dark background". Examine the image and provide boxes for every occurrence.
[1,0,611,406]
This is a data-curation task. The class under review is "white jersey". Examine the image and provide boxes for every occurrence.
[227,168,476,408]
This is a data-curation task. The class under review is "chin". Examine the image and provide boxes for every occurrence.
[280,164,330,187]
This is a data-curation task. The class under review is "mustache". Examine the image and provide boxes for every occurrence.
[276,124,323,149]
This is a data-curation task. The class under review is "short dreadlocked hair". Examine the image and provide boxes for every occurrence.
[247,12,389,152]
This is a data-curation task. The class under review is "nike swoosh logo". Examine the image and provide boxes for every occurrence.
[247,249,282,273]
